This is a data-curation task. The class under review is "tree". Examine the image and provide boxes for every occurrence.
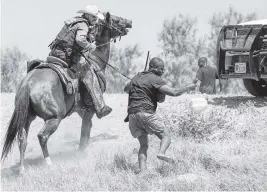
[1,46,29,92]
[158,14,206,87]
[105,44,143,93]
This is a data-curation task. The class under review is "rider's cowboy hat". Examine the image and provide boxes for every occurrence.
[77,5,104,21]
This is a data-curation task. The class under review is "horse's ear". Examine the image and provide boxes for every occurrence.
[106,12,111,23]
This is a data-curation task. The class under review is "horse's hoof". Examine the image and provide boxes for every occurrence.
[18,166,25,175]
[45,157,53,166]
[78,147,87,154]
[78,146,87,152]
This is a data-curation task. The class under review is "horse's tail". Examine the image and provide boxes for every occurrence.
[1,85,30,161]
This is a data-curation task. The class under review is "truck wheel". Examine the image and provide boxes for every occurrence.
[243,79,267,97]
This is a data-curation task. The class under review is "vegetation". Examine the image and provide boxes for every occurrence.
[0,6,258,94]
[1,5,266,191]
[1,94,266,190]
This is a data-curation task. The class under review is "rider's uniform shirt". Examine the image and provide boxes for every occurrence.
[49,16,99,66]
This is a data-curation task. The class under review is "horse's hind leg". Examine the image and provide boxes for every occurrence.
[18,114,36,174]
[37,118,62,165]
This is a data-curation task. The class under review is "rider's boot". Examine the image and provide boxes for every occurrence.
[81,68,112,119]
[96,105,112,119]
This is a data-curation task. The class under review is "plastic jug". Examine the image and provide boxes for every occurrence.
[190,97,208,113]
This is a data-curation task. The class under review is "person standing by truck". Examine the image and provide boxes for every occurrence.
[192,57,222,94]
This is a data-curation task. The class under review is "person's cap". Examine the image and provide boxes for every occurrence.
[149,57,164,69]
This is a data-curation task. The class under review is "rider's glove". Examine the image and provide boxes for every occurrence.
[86,42,96,53]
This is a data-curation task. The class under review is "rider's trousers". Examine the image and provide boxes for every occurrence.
[81,66,105,113]
[49,48,106,113]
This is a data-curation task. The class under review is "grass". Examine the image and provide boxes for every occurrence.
[1,93,267,190]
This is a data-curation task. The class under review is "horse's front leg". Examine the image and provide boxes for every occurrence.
[77,109,95,151]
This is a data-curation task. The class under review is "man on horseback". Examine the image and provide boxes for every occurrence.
[49,5,112,119]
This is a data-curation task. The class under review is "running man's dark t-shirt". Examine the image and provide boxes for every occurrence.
[196,66,219,94]
[127,71,166,114]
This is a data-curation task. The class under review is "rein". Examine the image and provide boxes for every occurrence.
[96,38,114,48]
[79,50,131,80]
[94,52,132,80]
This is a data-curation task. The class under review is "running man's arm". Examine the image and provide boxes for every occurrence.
[158,83,196,96]
[124,82,131,93]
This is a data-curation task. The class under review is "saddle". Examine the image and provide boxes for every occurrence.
[27,56,107,94]
[27,56,79,94]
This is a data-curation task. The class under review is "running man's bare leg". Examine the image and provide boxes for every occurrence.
[137,134,149,172]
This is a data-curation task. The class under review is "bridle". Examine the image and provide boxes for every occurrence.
[96,15,128,47]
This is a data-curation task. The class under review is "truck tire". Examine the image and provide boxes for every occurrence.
[243,79,267,96]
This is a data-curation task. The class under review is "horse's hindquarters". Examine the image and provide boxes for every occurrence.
[25,68,68,119]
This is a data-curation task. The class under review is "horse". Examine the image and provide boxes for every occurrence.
[1,12,132,174]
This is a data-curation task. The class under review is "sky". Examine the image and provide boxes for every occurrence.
[1,0,267,61]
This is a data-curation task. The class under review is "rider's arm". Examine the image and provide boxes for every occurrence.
[158,84,196,96]
[75,22,91,49]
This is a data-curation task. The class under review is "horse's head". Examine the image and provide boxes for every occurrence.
[92,12,132,70]
[96,12,132,44]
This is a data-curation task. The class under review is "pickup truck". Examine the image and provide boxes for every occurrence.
[216,19,267,96]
